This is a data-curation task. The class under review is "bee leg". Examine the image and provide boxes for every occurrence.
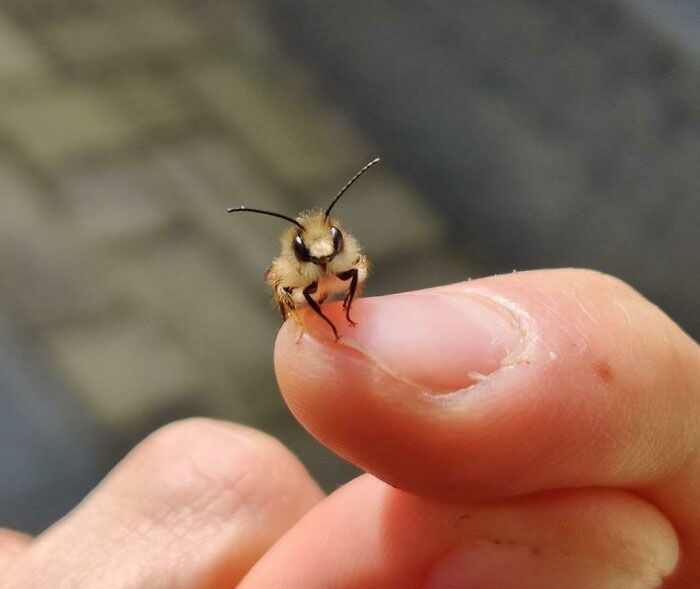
[277,300,287,321]
[336,268,359,326]
[303,281,339,341]
[276,286,303,342]
[277,286,296,322]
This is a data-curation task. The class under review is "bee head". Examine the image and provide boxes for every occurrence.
[290,156,378,265]
[292,216,344,265]
[226,157,380,265]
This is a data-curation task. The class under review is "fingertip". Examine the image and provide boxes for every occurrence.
[273,293,528,498]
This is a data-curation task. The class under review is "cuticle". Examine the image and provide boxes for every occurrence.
[454,288,540,368]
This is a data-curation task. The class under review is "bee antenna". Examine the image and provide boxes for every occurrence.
[325,156,381,219]
[226,206,304,229]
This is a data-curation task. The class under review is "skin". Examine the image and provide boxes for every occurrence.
[1,269,698,587]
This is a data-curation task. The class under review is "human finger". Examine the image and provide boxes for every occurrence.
[275,269,700,585]
[1,418,323,589]
[240,474,678,589]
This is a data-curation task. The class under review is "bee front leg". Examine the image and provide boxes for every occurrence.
[276,286,296,322]
[276,286,305,342]
[303,281,339,340]
[336,268,359,326]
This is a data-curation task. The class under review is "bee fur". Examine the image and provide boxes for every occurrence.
[228,157,379,340]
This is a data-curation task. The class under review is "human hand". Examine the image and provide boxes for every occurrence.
[1,269,698,588]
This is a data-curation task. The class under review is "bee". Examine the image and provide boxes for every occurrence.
[227,157,381,340]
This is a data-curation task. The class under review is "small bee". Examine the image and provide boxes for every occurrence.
[227,157,381,340]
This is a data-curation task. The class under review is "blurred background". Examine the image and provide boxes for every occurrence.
[0,0,698,534]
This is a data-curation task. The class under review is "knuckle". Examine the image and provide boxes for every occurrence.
[133,417,225,467]
[128,418,294,509]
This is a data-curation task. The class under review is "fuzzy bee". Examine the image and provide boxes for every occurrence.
[227,157,380,340]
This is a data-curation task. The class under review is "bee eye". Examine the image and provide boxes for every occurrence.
[331,226,343,253]
[293,233,312,262]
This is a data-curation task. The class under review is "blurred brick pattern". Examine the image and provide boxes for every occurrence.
[0,0,470,515]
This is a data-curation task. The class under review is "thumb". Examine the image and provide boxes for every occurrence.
[274,269,700,586]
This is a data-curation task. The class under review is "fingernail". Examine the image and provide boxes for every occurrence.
[309,291,522,392]
[425,541,632,589]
